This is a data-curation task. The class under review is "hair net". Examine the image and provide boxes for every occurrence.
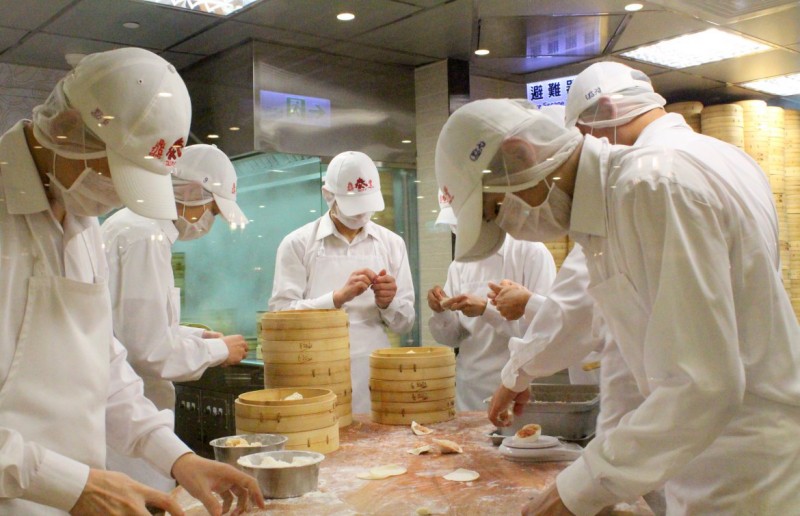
[31,80,107,160]
[482,115,583,194]
[575,88,666,129]
[172,178,214,206]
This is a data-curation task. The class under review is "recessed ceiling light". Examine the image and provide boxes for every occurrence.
[624,3,643,12]
[621,28,771,68]
[474,49,490,56]
[401,139,412,144]
[740,73,800,96]
[208,134,219,139]
[122,21,140,29]
[337,12,355,21]
[417,195,424,199]
[229,126,240,131]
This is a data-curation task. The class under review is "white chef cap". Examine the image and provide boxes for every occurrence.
[565,62,666,129]
[435,98,582,261]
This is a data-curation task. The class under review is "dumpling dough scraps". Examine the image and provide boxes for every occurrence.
[443,468,479,482]
[433,438,463,454]
[356,464,407,480]
[411,421,433,436]
[407,444,432,455]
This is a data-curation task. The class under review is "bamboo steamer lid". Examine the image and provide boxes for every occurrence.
[368,376,456,392]
[370,408,456,426]
[666,101,703,115]
[259,309,348,330]
[369,364,456,381]
[238,387,336,408]
[370,386,456,403]
[702,104,742,116]
[369,346,455,369]
[734,99,767,110]
[371,398,455,414]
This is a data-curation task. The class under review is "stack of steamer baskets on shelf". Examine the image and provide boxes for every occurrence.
[665,101,702,132]
[785,110,800,318]
[369,346,456,425]
[258,309,353,427]
[700,103,745,150]
[234,387,339,454]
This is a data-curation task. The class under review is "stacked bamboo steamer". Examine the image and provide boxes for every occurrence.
[369,347,456,425]
[784,109,800,317]
[665,101,702,132]
[544,236,569,270]
[259,309,353,427]
[766,106,791,288]
[235,387,339,453]
[734,100,770,171]
[701,104,745,150]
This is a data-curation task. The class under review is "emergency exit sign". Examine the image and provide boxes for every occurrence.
[526,75,576,109]
[259,90,331,127]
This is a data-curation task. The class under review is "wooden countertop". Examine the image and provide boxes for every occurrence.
[176,412,653,515]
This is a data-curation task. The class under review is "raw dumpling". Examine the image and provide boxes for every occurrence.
[443,468,479,482]
[407,444,432,455]
[411,421,433,436]
[515,423,542,443]
[357,464,407,480]
[283,392,304,401]
[433,438,462,454]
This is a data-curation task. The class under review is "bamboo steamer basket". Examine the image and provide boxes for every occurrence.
[260,336,349,353]
[370,364,456,381]
[261,347,351,364]
[666,101,703,115]
[234,388,340,453]
[371,398,456,413]
[370,408,456,425]
[369,346,456,369]
[261,326,349,340]
[259,309,348,330]
[369,376,456,392]
[370,386,456,403]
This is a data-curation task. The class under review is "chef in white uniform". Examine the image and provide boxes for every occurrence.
[436,98,800,515]
[102,144,250,490]
[428,191,556,410]
[269,151,415,414]
[0,48,263,515]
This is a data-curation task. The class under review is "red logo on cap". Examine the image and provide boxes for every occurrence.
[231,182,236,195]
[439,186,454,205]
[165,138,185,166]
[149,139,166,160]
[90,108,110,126]
[347,178,373,192]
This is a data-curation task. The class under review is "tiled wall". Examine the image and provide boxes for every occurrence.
[0,63,64,134]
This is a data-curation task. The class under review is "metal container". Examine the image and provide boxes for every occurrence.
[237,450,324,498]
[497,384,599,443]
[210,434,288,470]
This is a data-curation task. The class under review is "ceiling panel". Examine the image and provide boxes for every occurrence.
[160,50,208,70]
[324,42,434,67]
[1,33,123,70]
[42,0,219,50]
[611,10,711,52]
[477,0,659,17]
[356,0,472,58]
[648,0,798,25]
[647,70,727,102]
[681,48,800,84]
[0,27,28,54]
[472,55,592,75]
[727,5,800,47]
[232,0,421,40]
[520,55,669,83]
[171,20,335,55]
[0,0,74,30]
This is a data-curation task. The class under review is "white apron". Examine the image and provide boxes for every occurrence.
[307,238,389,414]
[0,231,109,515]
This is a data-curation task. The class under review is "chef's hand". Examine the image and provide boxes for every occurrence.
[70,469,183,515]
[522,482,574,516]
[488,280,532,321]
[202,330,223,339]
[171,453,264,516]
[488,384,530,427]
[443,294,487,317]
[427,285,448,313]
[333,268,377,308]
[221,334,248,366]
[371,269,397,309]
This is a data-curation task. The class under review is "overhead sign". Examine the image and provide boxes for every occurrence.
[526,75,576,109]
[259,90,331,127]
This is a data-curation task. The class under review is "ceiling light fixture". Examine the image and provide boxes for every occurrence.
[229,126,240,131]
[207,134,219,139]
[624,3,643,12]
[740,73,800,96]
[621,28,771,68]
[401,139,412,144]
[140,0,260,16]
[474,19,489,56]
[337,12,355,21]
[474,49,490,56]
[122,22,140,29]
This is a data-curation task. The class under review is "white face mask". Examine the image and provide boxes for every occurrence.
[332,204,373,230]
[495,180,572,242]
[175,207,215,241]
[47,167,122,217]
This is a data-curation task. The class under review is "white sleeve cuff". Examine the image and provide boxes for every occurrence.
[525,293,546,321]
[316,292,336,309]
[140,427,193,479]
[24,449,90,512]
[556,456,621,516]
[206,338,229,366]
[501,360,534,392]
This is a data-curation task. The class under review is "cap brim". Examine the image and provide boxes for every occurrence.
[336,191,385,216]
[108,149,177,220]
[453,185,505,262]
[215,195,248,226]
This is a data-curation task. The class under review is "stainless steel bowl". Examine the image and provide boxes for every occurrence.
[209,434,288,470]
[237,450,324,498]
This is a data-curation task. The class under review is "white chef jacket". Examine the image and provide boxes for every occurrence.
[0,121,191,510]
[269,213,415,345]
[557,132,800,515]
[429,236,556,410]
[102,208,228,411]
